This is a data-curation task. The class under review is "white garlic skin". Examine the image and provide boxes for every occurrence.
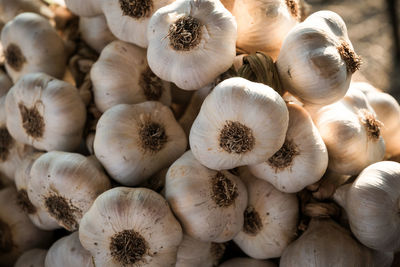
[233,168,298,259]
[91,41,171,113]
[94,101,186,186]
[190,77,289,170]
[312,87,385,175]
[232,0,299,60]
[65,0,102,16]
[0,0,54,23]
[165,151,248,242]
[249,102,328,193]
[45,232,94,267]
[79,187,183,267]
[276,10,355,105]
[1,13,67,82]
[219,258,277,267]
[147,0,237,90]
[15,248,47,267]
[5,73,86,152]
[79,15,116,53]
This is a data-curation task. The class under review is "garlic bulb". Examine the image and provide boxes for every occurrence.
[0,187,53,266]
[276,10,361,105]
[280,219,375,267]
[1,13,67,82]
[190,77,288,170]
[5,73,86,152]
[219,258,277,267]
[336,161,400,252]
[165,151,248,242]
[232,0,299,60]
[147,0,237,90]
[249,102,328,193]
[352,82,400,158]
[64,0,102,17]
[0,0,54,23]
[14,152,60,230]
[176,235,225,267]
[233,168,298,259]
[79,187,183,267]
[91,41,171,113]
[45,232,94,267]
[28,151,111,231]
[312,87,385,175]
[94,101,186,186]
[15,248,47,267]
[79,15,116,53]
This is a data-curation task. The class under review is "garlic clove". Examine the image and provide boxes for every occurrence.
[79,15,116,54]
[15,248,47,267]
[79,187,183,267]
[219,258,277,267]
[189,77,289,170]
[147,0,237,90]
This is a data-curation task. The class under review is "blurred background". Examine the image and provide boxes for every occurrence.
[308,0,400,99]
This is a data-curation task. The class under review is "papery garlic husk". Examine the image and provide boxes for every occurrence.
[190,77,288,170]
[94,101,186,186]
[15,248,47,267]
[311,87,385,175]
[310,169,351,200]
[280,219,375,267]
[0,187,53,266]
[276,10,361,105]
[79,187,183,267]
[219,258,277,267]
[0,0,54,23]
[232,0,299,60]
[100,0,175,48]
[176,235,225,267]
[233,168,298,259]
[79,15,116,53]
[335,161,400,252]
[165,151,248,242]
[0,69,12,96]
[91,40,171,113]
[45,232,94,267]
[5,73,86,152]
[1,13,67,82]
[28,151,111,231]
[249,102,328,193]
[147,0,237,90]
[140,168,168,194]
[64,0,102,17]
[14,152,59,230]
[352,82,400,158]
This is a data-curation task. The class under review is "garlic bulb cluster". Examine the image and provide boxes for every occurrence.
[28,151,111,231]
[276,10,361,105]
[91,40,171,113]
[232,0,299,60]
[79,187,183,267]
[147,0,237,90]
[45,232,94,267]
[5,73,86,152]
[1,12,67,82]
[14,248,47,267]
[165,151,248,242]
[220,258,277,267]
[190,77,288,170]
[335,161,400,252]
[233,168,298,259]
[94,101,186,186]
[0,0,54,23]
[249,102,328,193]
[0,187,53,266]
[311,87,385,175]
[79,15,116,53]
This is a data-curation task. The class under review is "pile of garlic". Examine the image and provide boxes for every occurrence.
[0,0,399,266]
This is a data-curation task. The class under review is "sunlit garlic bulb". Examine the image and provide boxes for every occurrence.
[165,151,248,242]
[276,10,361,105]
[28,151,111,231]
[15,248,47,267]
[233,168,298,259]
[91,40,171,113]
[249,102,328,193]
[64,0,102,17]
[1,13,67,82]
[220,258,277,267]
[94,101,186,186]
[147,0,237,90]
[5,73,86,152]
[232,0,300,60]
[79,187,183,267]
[190,77,288,170]
[79,15,116,53]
